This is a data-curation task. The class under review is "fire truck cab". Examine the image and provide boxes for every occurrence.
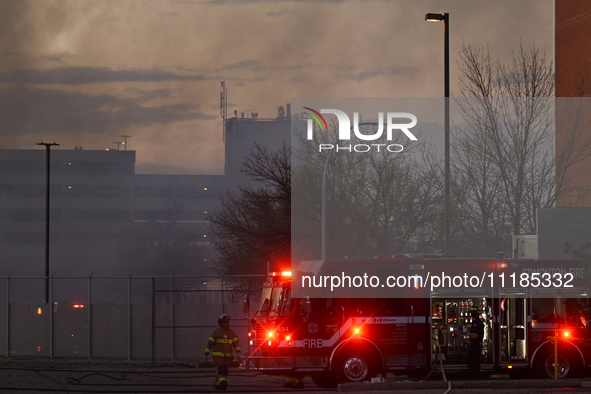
[242,257,591,386]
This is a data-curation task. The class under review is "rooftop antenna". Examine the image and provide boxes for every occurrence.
[220,81,227,142]
[120,135,131,151]
[113,142,122,150]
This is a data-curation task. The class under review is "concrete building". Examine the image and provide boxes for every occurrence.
[0,148,223,273]
[224,108,292,191]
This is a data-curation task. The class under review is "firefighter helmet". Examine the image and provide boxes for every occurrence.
[218,314,231,326]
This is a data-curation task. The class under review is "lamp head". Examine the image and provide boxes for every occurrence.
[425,13,445,22]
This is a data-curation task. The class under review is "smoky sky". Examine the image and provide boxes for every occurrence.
[0,85,216,136]
[0,67,215,85]
[0,0,554,174]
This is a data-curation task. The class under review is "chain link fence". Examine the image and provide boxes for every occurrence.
[0,272,265,361]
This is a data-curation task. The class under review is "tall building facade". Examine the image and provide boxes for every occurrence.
[0,149,223,273]
[224,113,291,191]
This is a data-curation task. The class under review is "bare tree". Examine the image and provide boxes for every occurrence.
[209,144,291,275]
[451,42,591,257]
[291,123,441,259]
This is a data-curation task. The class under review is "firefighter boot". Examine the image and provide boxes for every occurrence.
[292,378,304,389]
[215,377,228,391]
[283,378,297,388]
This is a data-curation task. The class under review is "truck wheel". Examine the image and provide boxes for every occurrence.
[333,350,378,384]
[310,372,337,388]
[534,350,581,379]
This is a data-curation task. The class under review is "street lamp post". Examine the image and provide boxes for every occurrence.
[425,12,450,255]
[37,142,59,303]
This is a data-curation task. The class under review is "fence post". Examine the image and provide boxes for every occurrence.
[151,277,155,363]
[171,276,174,362]
[128,271,133,361]
[50,273,54,359]
[6,272,11,357]
[88,270,94,361]
[221,270,226,314]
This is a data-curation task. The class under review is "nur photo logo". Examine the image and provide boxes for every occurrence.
[303,107,418,153]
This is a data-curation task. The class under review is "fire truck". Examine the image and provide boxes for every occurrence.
[242,256,591,387]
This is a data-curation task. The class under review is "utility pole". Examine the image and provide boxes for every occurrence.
[37,142,59,304]
[120,135,131,151]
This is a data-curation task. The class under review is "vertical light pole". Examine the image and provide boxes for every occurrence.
[425,12,450,255]
[37,142,59,303]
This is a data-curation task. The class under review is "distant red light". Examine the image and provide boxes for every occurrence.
[72,304,84,308]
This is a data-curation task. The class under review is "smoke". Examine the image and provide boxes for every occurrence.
[0,0,554,174]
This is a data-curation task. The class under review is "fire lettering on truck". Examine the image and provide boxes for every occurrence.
[303,339,323,348]
[522,267,586,278]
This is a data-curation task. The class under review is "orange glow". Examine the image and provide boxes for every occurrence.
[508,365,513,369]
[73,304,84,308]
[354,328,360,334]
[564,331,570,337]
[268,332,273,337]
[285,335,290,341]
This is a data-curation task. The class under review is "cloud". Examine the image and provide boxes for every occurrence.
[226,76,267,82]
[341,66,419,81]
[264,9,289,17]
[40,52,77,63]
[286,76,310,83]
[0,86,216,136]
[0,67,216,85]
[204,0,343,3]
[122,88,173,103]
[214,60,261,72]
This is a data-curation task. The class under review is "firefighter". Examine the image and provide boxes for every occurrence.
[205,314,241,390]
[466,306,484,378]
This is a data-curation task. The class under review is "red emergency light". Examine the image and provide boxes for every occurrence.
[72,304,84,308]
[271,271,291,277]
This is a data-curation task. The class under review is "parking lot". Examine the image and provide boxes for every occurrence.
[1,359,591,394]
